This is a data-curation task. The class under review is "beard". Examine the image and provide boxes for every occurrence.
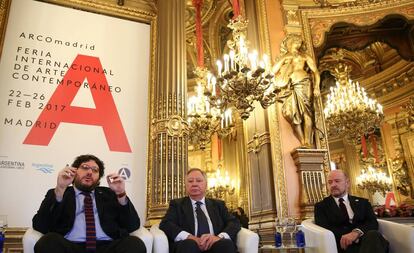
[73,177,100,192]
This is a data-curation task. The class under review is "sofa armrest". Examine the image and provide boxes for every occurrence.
[150,224,169,253]
[130,226,153,253]
[236,228,259,253]
[301,219,338,253]
[378,219,414,253]
[23,227,152,253]
[23,228,43,253]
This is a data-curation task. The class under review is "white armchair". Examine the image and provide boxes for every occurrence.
[150,224,259,253]
[301,218,414,253]
[22,226,153,253]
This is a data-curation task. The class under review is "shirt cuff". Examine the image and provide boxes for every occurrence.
[352,228,364,237]
[174,231,191,242]
[218,232,230,240]
[352,228,364,243]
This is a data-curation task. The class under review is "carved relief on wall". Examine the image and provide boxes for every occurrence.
[390,157,413,198]
[330,152,347,170]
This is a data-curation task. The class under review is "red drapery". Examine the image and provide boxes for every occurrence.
[232,0,240,19]
[361,135,368,158]
[370,134,380,163]
[192,0,204,67]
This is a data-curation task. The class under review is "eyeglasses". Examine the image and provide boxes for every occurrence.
[79,164,100,174]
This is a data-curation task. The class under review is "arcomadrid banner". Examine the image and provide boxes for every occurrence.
[0,0,150,226]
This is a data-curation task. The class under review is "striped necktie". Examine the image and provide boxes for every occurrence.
[195,201,210,236]
[82,192,96,251]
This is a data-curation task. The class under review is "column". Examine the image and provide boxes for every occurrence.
[147,0,188,223]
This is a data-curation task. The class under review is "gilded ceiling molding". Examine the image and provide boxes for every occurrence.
[37,0,157,23]
[314,0,393,8]
[300,0,414,48]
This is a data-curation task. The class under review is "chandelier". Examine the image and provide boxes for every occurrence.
[187,68,234,150]
[207,164,236,199]
[323,63,384,143]
[203,16,275,120]
[356,166,392,194]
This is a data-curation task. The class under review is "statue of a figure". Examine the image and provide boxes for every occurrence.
[272,34,320,148]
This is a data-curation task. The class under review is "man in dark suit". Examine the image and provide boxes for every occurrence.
[33,154,146,253]
[160,168,240,253]
[315,169,389,253]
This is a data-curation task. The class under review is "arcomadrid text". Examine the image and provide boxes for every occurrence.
[19,32,95,51]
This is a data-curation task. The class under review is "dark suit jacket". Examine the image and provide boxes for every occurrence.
[33,186,140,240]
[314,195,378,251]
[159,196,241,248]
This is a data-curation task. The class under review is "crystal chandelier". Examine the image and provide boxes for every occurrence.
[203,16,275,120]
[323,63,384,143]
[187,68,234,150]
[356,166,392,194]
[207,164,236,199]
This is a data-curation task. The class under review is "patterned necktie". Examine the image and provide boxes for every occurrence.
[82,192,96,251]
[339,198,350,223]
[195,201,210,236]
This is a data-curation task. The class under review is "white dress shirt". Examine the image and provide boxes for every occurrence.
[174,197,230,242]
[334,194,354,222]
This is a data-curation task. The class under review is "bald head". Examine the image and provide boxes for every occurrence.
[327,170,350,198]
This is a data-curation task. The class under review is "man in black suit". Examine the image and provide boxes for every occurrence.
[33,154,146,253]
[314,169,389,253]
[160,168,240,253]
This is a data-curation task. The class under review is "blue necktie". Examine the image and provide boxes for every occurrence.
[195,201,210,236]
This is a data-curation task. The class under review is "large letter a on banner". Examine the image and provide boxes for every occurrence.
[24,54,131,153]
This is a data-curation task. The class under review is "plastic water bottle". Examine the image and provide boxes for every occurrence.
[274,231,282,247]
[0,229,4,253]
[295,226,306,247]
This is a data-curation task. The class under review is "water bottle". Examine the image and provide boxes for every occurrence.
[295,225,306,247]
[274,231,282,248]
[0,228,4,253]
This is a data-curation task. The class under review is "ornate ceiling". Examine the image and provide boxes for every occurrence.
[316,15,414,107]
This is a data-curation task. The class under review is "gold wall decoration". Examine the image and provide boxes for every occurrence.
[404,96,414,131]
[0,0,11,57]
[247,132,270,154]
[286,9,300,26]
[151,115,188,139]
[389,157,412,197]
